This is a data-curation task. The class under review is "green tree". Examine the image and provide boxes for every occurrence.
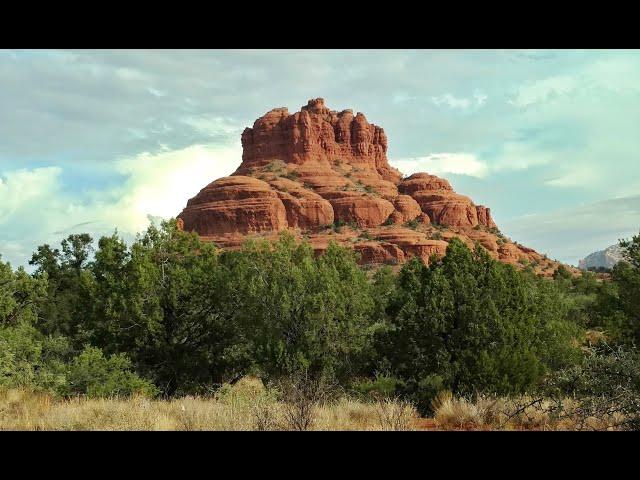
[224,234,376,384]
[1,256,47,326]
[29,235,96,343]
[592,231,640,345]
[87,221,248,395]
[376,239,581,413]
[1,255,69,392]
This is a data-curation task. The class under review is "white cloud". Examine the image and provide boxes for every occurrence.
[502,195,640,265]
[392,92,417,104]
[431,91,488,110]
[0,167,63,220]
[509,75,578,108]
[392,153,489,178]
[503,54,640,197]
[545,166,600,188]
[108,143,241,233]
[147,87,167,97]
[115,67,147,82]
[0,143,242,269]
[431,93,471,109]
[585,55,640,94]
[180,115,243,139]
[473,92,488,106]
[510,55,640,109]
[490,141,556,172]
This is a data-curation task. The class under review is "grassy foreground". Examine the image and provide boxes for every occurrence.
[0,378,417,431]
[0,378,627,431]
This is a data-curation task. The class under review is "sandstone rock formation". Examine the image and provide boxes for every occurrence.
[178,98,569,276]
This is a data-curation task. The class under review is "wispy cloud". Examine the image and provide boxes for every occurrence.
[503,195,640,265]
[545,167,601,188]
[473,92,488,106]
[509,75,578,108]
[180,115,243,140]
[430,92,488,110]
[431,93,471,109]
[147,87,167,97]
[392,153,489,178]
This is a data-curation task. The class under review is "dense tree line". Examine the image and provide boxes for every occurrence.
[2,220,640,415]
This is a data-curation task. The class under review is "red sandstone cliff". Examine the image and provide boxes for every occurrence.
[178,98,567,276]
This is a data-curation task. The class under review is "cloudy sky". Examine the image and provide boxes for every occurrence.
[1,49,639,268]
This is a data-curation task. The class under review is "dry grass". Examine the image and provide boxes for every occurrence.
[431,391,627,431]
[1,381,626,431]
[0,378,419,431]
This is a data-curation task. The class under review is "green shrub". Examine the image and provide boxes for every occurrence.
[405,219,419,230]
[545,347,640,430]
[264,160,286,173]
[333,219,346,233]
[412,375,446,414]
[64,346,157,398]
[0,322,69,393]
[282,171,299,181]
[353,374,401,399]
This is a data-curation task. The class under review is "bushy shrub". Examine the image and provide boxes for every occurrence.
[405,219,420,229]
[63,346,157,398]
[0,322,69,393]
[352,374,402,400]
[374,239,582,414]
[282,170,299,181]
[544,346,640,430]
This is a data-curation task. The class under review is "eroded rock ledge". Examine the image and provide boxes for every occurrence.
[178,98,566,276]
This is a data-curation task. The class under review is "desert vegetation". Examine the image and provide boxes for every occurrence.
[2,220,640,430]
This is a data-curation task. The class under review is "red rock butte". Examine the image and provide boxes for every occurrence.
[178,98,567,276]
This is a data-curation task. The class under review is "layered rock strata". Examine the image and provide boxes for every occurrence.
[179,98,568,276]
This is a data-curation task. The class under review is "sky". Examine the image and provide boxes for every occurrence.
[1,49,640,269]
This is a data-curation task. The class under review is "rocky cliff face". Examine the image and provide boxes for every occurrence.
[178,98,568,276]
[579,245,626,271]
